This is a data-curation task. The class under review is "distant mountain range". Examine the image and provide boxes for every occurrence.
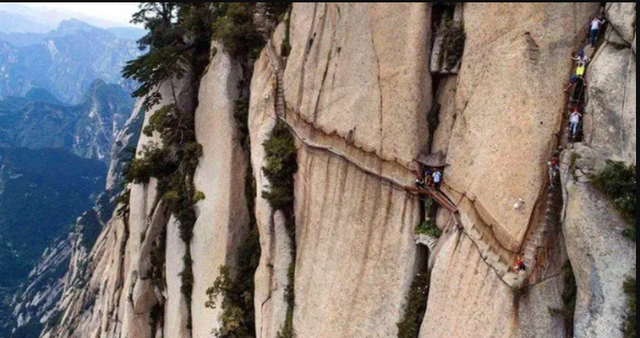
[0,146,106,337]
[0,3,144,33]
[0,5,143,336]
[0,18,143,104]
[0,81,135,164]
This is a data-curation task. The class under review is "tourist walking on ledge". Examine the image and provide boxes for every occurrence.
[589,16,606,46]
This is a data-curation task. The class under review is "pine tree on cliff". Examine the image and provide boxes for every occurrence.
[122,2,214,106]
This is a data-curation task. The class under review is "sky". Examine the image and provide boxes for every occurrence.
[9,2,141,27]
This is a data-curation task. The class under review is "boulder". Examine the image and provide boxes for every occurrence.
[560,146,636,338]
[605,3,636,44]
[584,41,636,164]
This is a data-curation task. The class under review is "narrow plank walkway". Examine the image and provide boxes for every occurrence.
[262,36,579,289]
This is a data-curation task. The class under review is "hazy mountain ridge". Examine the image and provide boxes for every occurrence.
[0,81,134,163]
[0,18,141,103]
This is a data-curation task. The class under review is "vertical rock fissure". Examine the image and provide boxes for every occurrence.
[262,119,298,338]
[397,247,431,338]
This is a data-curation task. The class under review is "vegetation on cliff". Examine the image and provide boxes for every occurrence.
[593,160,636,241]
[123,2,217,328]
[262,120,298,338]
[441,19,466,69]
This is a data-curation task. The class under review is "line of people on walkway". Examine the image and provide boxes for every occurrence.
[415,167,443,190]
[512,14,606,276]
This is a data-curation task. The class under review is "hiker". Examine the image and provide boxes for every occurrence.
[589,16,606,46]
[569,108,583,137]
[565,74,578,92]
[425,168,433,187]
[513,257,527,274]
[548,160,560,190]
[432,170,442,190]
[415,170,425,188]
[572,51,589,67]
[575,63,586,78]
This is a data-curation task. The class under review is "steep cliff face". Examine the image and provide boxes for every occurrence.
[46,3,635,338]
[561,4,636,337]
[190,44,247,338]
[40,78,188,338]
[42,46,250,338]
[420,3,598,337]
[250,3,432,337]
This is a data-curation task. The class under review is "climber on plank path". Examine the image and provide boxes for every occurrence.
[513,256,527,274]
[431,170,442,190]
[589,16,606,47]
[569,107,583,139]
[572,50,589,66]
[548,158,560,191]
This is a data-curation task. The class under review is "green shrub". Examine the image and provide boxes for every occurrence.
[415,219,442,238]
[233,96,251,143]
[206,265,255,338]
[126,143,175,184]
[281,7,292,57]
[193,191,206,203]
[262,120,298,337]
[149,303,164,333]
[623,272,636,338]
[262,120,298,210]
[441,19,466,69]
[180,253,194,306]
[150,229,167,292]
[212,3,264,59]
[123,3,214,101]
[276,261,296,338]
[594,160,636,241]
[397,273,430,338]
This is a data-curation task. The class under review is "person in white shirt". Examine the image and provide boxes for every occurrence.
[432,170,442,189]
[572,50,589,67]
[570,108,582,137]
[590,17,606,46]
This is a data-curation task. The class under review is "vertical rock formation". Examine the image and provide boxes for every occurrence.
[42,42,251,338]
[561,4,636,337]
[40,3,635,338]
[251,3,432,337]
[190,44,248,338]
[421,3,599,338]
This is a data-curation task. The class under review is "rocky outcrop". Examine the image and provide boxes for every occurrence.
[249,27,292,338]
[584,26,636,164]
[605,3,636,44]
[9,235,73,331]
[39,3,636,338]
[557,5,636,336]
[190,44,248,338]
[248,3,432,337]
[420,2,599,337]
[40,77,189,338]
[41,42,251,337]
[560,145,636,338]
[164,216,191,338]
